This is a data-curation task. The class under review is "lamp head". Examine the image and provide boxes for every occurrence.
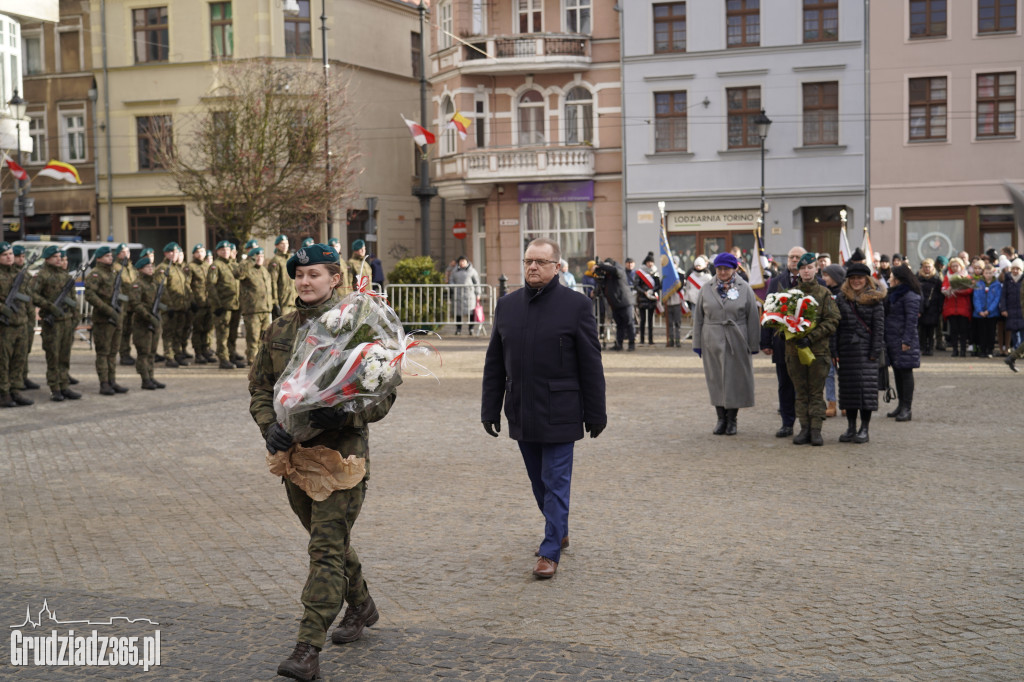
[7,89,27,120]
[754,109,772,140]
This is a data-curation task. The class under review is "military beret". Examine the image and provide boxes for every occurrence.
[301,238,315,248]
[797,252,817,268]
[134,256,153,270]
[0,241,10,254]
[287,243,339,279]
[94,246,112,259]
[117,242,129,252]
[42,245,62,259]
[275,234,288,245]
[328,238,340,246]
[141,247,155,256]
[244,238,259,250]
[192,242,205,253]
[248,247,264,257]
[216,240,233,251]
[163,241,180,253]
[351,239,365,251]
[12,245,25,256]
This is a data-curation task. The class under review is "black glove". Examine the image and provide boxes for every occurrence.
[190,301,200,313]
[585,423,605,439]
[483,421,500,438]
[265,423,294,453]
[272,304,282,317]
[795,337,811,348]
[148,314,160,327]
[309,407,350,431]
[214,308,225,316]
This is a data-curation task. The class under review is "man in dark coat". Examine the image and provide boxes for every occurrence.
[481,238,607,580]
[595,257,637,351]
[760,246,805,437]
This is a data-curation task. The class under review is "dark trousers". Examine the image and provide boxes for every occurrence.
[974,317,998,356]
[892,367,915,407]
[518,441,574,564]
[775,358,796,427]
[919,323,937,354]
[611,305,636,348]
[638,306,655,343]
[948,315,970,356]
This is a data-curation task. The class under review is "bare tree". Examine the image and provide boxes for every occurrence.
[156,58,361,243]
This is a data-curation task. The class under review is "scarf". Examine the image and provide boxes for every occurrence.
[716,274,737,300]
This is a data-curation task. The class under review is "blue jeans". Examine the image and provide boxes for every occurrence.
[825,363,836,402]
[518,441,574,563]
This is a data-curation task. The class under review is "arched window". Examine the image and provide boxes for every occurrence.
[441,96,457,155]
[564,87,593,145]
[518,90,545,146]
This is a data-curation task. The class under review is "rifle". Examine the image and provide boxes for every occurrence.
[42,256,95,327]
[1,253,41,326]
[149,271,168,331]
[109,259,129,325]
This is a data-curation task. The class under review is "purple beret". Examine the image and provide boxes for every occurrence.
[713,253,740,270]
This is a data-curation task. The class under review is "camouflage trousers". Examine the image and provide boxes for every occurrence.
[119,310,135,357]
[161,309,189,358]
[244,312,271,365]
[284,478,370,649]
[22,305,36,383]
[0,322,27,394]
[786,349,830,430]
[41,318,74,391]
[92,316,122,384]
[133,322,161,382]
[191,306,213,355]
[213,310,238,363]
[228,309,242,359]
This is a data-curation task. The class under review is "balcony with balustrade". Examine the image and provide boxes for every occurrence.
[433,146,595,201]
[442,33,591,75]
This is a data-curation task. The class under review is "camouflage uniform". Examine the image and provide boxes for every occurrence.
[130,271,163,384]
[0,263,31,398]
[268,250,297,317]
[208,255,241,364]
[347,257,373,289]
[155,259,191,363]
[84,262,126,386]
[30,263,76,392]
[248,289,397,649]
[116,259,138,361]
[227,260,244,362]
[187,256,213,360]
[785,279,841,431]
[238,259,273,365]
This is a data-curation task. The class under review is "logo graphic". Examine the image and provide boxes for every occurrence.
[9,600,161,671]
[297,248,309,264]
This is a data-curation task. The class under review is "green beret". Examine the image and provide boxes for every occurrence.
[192,243,205,253]
[117,242,129,252]
[797,253,817,268]
[94,246,112,259]
[42,245,61,259]
[301,238,315,248]
[134,257,153,270]
[244,238,259,250]
[287,243,339,279]
[328,238,340,246]
[12,245,25,256]
[163,241,180,253]
[248,247,264,257]
[0,241,10,253]
[141,247,155,257]
[216,240,233,251]
[351,239,365,251]
[275,234,289,245]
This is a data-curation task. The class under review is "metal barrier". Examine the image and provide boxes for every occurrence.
[385,283,495,336]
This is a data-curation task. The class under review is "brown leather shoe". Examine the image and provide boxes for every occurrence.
[535,536,569,557]
[331,595,379,644]
[533,557,557,579]
[277,642,320,681]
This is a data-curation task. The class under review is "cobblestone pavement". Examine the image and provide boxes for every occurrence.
[1,334,1021,680]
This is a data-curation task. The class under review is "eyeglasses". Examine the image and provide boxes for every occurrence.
[523,259,559,267]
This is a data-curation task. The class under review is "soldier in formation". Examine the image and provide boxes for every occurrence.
[12,245,42,392]
[226,243,245,366]
[29,245,81,402]
[129,257,167,390]
[268,234,297,318]
[0,241,35,407]
[208,240,243,370]
[156,242,193,368]
[83,246,129,396]
[188,243,215,364]
[238,246,273,366]
[348,239,372,287]
[115,243,137,367]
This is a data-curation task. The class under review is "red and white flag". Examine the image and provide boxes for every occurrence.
[3,153,28,181]
[838,226,852,265]
[860,228,876,274]
[401,114,435,146]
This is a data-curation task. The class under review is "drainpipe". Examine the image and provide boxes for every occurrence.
[101,0,114,241]
[614,2,626,259]
[863,0,871,233]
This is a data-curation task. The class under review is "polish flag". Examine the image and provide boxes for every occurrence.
[3,153,28,181]
[401,114,435,146]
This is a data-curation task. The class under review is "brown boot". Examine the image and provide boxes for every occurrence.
[825,401,837,417]
[533,556,557,579]
[331,595,379,644]
[276,642,320,681]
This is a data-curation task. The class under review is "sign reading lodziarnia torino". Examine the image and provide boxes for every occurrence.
[667,210,759,231]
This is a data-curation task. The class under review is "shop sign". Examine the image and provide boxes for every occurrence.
[666,210,759,232]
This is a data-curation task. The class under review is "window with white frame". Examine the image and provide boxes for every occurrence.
[564,86,593,145]
[518,90,545,146]
[23,30,43,75]
[441,96,457,155]
[519,0,542,33]
[60,109,87,162]
[28,112,46,164]
[565,0,592,34]
[438,0,453,49]
[471,0,486,34]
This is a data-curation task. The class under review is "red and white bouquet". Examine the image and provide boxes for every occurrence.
[760,288,819,365]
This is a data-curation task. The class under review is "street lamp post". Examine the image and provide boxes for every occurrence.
[413,0,436,257]
[8,89,28,234]
[754,109,772,228]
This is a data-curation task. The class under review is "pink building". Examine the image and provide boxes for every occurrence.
[868,0,1023,263]
[428,0,622,284]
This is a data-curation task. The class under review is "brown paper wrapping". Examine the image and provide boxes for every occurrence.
[266,445,366,501]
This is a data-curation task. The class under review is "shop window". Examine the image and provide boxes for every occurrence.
[909,0,946,39]
[803,0,838,42]
[654,3,686,54]
[802,81,839,146]
[521,201,594,281]
[976,72,1016,138]
[133,7,169,63]
[727,86,761,149]
[726,0,760,48]
[904,210,965,263]
[909,76,946,141]
[978,0,1016,33]
[654,91,687,152]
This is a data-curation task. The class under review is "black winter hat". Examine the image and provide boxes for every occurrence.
[845,262,872,278]
[849,248,866,262]
[643,251,655,265]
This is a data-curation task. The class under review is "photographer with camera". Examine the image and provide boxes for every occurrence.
[595,258,637,351]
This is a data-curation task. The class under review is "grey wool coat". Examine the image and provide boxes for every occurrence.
[692,277,761,408]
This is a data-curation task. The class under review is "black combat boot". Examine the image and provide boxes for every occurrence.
[61,388,82,400]
[793,426,811,445]
[152,379,167,389]
[886,403,902,418]
[165,357,179,368]
[724,409,738,436]
[23,378,40,390]
[50,391,66,402]
[219,360,236,370]
[68,375,79,385]
[10,391,34,406]
[853,425,870,444]
[120,355,136,366]
[809,428,824,446]
[1005,356,1018,373]
[234,358,248,368]
[839,414,857,442]
[194,354,208,365]
[99,382,115,395]
[0,393,14,408]
[111,382,129,394]
[627,341,636,351]
[894,404,912,422]
[141,379,158,390]
[331,595,379,644]
[276,642,320,681]
[712,406,727,435]
[174,354,191,366]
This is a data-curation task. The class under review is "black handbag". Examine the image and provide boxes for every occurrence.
[877,348,896,403]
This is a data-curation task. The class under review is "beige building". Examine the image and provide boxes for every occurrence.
[83,0,436,271]
[868,0,1023,262]
[428,0,622,284]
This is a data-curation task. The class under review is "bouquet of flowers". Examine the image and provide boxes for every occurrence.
[948,274,975,291]
[760,288,820,366]
[273,283,440,442]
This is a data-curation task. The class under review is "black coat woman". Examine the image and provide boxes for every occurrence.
[830,263,885,443]
[885,264,923,422]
